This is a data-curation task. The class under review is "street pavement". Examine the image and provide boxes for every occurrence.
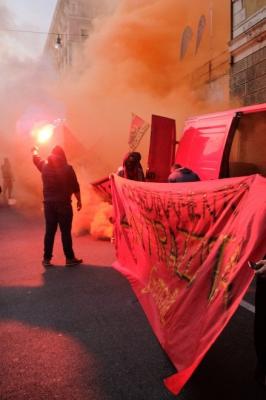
[0,205,265,400]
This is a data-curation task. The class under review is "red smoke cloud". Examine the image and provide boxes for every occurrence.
[0,0,236,238]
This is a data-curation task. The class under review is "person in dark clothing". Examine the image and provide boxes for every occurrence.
[117,151,145,181]
[254,258,266,387]
[1,157,14,202]
[167,163,200,183]
[32,145,82,267]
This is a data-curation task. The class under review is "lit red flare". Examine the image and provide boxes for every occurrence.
[31,123,55,144]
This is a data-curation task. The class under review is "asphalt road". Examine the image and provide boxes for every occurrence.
[0,205,265,400]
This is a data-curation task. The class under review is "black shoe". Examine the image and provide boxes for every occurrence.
[42,259,54,267]
[65,257,83,267]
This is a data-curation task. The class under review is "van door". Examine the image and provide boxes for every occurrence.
[175,111,241,180]
[176,103,266,181]
[146,115,176,182]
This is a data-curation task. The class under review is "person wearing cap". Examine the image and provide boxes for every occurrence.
[32,145,82,267]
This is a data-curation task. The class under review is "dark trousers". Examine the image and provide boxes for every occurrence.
[43,202,75,260]
[254,276,266,372]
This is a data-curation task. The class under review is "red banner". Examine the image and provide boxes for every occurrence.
[111,174,266,395]
[128,113,150,151]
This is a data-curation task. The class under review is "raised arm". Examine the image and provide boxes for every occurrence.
[31,146,45,172]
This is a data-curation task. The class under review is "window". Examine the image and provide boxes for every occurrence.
[195,15,206,54]
[180,26,193,59]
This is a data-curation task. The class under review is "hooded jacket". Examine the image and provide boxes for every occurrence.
[33,147,80,203]
[168,167,200,183]
[118,152,145,181]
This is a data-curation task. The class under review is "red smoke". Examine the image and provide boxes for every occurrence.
[0,0,236,239]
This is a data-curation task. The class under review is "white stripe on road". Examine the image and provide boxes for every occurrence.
[240,300,255,314]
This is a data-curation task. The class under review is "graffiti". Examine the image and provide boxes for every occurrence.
[118,180,249,303]
[112,174,266,393]
[208,235,232,302]
[142,266,179,325]
[121,182,249,230]
[209,237,244,307]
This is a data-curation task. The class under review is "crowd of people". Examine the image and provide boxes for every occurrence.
[1,145,263,388]
[115,153,201,184]
[31,148,202,269]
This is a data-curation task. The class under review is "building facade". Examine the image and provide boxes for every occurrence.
[230,0,266,105]
[44,0,117,72]
[177,0,231,101]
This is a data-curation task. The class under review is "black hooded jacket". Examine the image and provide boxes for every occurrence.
[33,153,80,203]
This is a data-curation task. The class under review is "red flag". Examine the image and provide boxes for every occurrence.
[128,113,150,150]
[111,174,266,394]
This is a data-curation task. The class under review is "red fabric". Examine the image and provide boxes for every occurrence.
[91,176,112,203]
[147,115,176,182]
[111,174,266,395]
